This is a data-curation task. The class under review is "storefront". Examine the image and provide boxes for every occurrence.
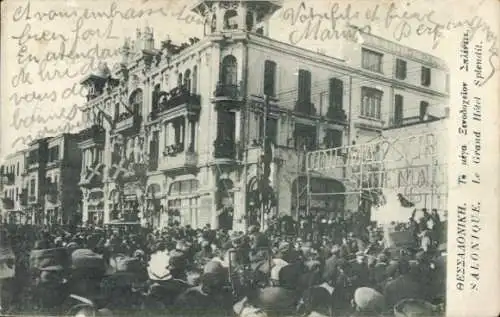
[291,176,345,218]
[166,179,200,228]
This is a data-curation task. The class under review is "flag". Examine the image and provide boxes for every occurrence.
[397,193,415,208]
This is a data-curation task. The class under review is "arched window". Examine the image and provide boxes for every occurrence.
[246,12,254,31]
[221,55,237,86]
[184,69,191,92]
[177,73,183,87]
[129,89,143,117]
[114,103,120,121]
[224,10,238,29]
[192,66,198,94]
[211,13,217,32]
[152,84,161,109]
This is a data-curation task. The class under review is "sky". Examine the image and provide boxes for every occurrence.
[0,0,498,158]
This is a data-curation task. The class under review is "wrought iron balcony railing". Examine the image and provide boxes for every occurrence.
[213,138,236,159]
[213,83,240,99]
[295,100,317,116]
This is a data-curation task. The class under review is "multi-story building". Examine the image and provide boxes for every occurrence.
[23,138,50,224]
[1,150,26,223]
[9,134,83,225]
[77,0,449,230]
[43,134,83,225]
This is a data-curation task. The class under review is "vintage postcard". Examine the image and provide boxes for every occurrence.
[0,0,498,316]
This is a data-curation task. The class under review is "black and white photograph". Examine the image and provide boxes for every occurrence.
[0,0,498,316]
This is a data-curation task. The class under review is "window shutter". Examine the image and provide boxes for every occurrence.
[394,94,403,125]
[264,60,276,96]
[329,78,343,109]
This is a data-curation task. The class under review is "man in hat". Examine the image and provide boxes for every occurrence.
[33,258,68,311]
[172,263,232,316]
[383,260,423,308]
[351,287,387,316]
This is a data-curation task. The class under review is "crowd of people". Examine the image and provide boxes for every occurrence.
[0,208,446,317]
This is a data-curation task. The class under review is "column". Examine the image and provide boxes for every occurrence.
[168,122,174,145]
[252,12,257,32]
[216,4,224,32]
[191,120,196,151]
[234,111,241,142]
[237,3,247,31]
[184,116,190,150]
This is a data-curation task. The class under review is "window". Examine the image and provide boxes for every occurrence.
[114,103,120,121]
[15,188,19,200]
[168,179,199,227]
[184,69,191,92]
[16,162,19,176]
[130,89,143,116]
[362,49,383,73]
[30,179,36,196]
[297,69,311,103]
[192,66,198,94]
[221,55,237,86]
[395,59,407,80]
[361,87,383,119]
[263,60,277,96]
[420,101,429,121]
[246,11,254,31]
[258,116,278,145]
[394,94,404,125]
[48,146,60,162]
[223,10,238,29]
[294,124,317,151]
[177,73,183,87]
[323,129,342,149]
[329,78,343,109]
[421,67,431,86]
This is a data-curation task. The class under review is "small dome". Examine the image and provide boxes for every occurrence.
[96,62,111,78]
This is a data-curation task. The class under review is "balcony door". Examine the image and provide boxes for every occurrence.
[221,55,237,86]
[217,110,235,142]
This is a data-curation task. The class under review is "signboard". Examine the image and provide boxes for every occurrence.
[306,131,447,208]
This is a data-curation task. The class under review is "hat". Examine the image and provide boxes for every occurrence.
[354,287,386,313]
[248,225,260,234]
[270,262,288,281]
[278,242,290,252]
[331,245,341,254]
[253,287,297,313]
[39,258,64,271]
[394,299,436,317]
[168,250,186,270]
[203,260,225,275]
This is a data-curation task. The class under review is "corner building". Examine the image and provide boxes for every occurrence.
[78,0,449,230]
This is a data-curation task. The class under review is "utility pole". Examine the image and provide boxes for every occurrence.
[259,94,270,229]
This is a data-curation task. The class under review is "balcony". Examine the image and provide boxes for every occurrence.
[46,190,59,204]
[46,160,61,169]
[79,124,106,146]
[211,83,243,107]
[295,100,317,117]
[213,138,237,161]
[1,198,14,210]
[159,146,198,173]
[325,106,347,124]
[114,113,142,133]
[150,87,201,122]
[2,173,15,185]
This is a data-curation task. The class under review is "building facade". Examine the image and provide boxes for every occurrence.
[1,135,82,225]
[1,150,26,223]
[43,134,83,225]
[77,0,449,230]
